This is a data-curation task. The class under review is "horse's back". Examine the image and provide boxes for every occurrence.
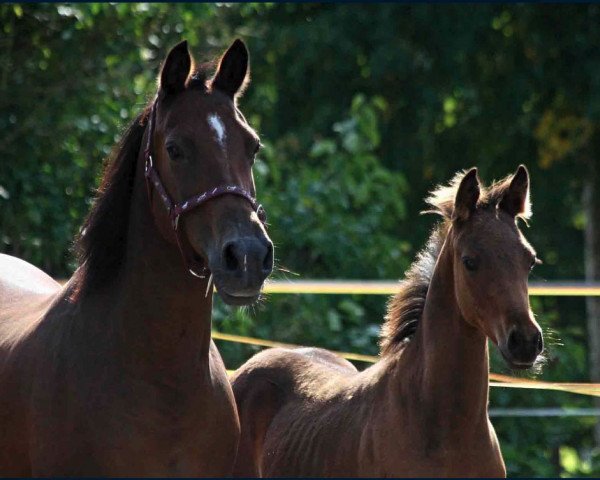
[0,254,60,298]
[0,254,60,346]
[231,347,357,477]
[232,347,357,403]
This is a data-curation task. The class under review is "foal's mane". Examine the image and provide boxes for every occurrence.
[379,170,530,356]
[72,65,212,300]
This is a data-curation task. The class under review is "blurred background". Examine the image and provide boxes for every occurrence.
[1,3,599,476]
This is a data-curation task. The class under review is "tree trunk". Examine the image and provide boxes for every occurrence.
[583,155,600,446]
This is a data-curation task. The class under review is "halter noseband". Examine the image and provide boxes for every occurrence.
[143,101,267,278]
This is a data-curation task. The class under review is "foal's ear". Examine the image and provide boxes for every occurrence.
[453,168,480,222]
[499,165,531,218]
[212,39,249,98]
[160,40,192,95]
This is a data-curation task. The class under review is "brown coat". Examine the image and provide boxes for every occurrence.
[232,166,542,477]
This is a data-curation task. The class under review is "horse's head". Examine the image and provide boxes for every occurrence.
[447,166,543,369]
[146,40,273,305]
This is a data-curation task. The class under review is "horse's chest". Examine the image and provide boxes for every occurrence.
[32,368,239,476]
[99,379,239,475]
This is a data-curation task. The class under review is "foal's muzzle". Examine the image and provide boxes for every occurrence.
[500,324,544,369]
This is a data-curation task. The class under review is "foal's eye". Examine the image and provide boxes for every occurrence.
[462,256,479,272]
[166,144,184,162]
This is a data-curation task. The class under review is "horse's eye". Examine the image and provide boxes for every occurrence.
[250,141,262,164]
[166,144,184,161]
[462,256,479,272]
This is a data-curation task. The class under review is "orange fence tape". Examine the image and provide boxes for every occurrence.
[53,277,600,395]
[56,279,600,296]
[262,279,600,296]
[213,331,600,397]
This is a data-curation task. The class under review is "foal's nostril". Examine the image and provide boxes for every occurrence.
[536,332,544,354]
[505,326,543,365]
[507,329,520,353]
[223,242,239,272]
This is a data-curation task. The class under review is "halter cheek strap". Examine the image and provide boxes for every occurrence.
[143,101,267,278]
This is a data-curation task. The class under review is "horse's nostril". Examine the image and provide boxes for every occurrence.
[221,238,272,277]
[263,243,274,272]
[537,332,544,354]
[223,243,239,272]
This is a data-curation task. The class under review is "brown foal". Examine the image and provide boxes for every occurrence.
[0,39,272,476]
[232,166,543,477]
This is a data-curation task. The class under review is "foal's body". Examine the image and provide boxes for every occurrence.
[0,39,272,476]
[233,167,543,477]
[233,251,503,477]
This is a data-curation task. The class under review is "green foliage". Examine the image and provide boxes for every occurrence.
[2,3,600,476]
[0,3,228,273]
[216,92,407,365]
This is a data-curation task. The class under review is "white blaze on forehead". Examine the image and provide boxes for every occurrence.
[207,113,227,150]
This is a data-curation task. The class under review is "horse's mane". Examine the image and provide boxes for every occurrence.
[71,108,149,300]
[379,169,531,356]
[71,65,213,300]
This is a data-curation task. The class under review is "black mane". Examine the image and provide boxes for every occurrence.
[72,108,149,299]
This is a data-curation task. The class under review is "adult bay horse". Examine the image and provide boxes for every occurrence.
[0,39,273,476]
[232,166,543,477]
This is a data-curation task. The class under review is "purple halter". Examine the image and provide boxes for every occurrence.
[143,101,267,278]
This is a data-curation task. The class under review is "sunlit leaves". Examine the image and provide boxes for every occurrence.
[534,110,593,168]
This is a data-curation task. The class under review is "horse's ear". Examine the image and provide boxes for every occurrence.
[453,168,480,222]
[499,164,531,218]
[212,39,249,98]
[160,40,192,95]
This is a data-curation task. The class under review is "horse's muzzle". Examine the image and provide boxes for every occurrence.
[212,235,273,305]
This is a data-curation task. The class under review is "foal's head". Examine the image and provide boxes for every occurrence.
[442,166,543,368]
[148,40,273,305]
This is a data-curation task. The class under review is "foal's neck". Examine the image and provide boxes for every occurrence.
[114,156,213,376]
[408,236,489,429]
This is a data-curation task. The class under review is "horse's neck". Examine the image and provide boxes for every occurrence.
[110,160,213,375]
[398,237,489,431]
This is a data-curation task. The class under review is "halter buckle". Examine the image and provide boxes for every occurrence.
[145,154,153,175]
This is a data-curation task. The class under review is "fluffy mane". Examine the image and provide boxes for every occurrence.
[379,169,531,356]
[423,169,532,221]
